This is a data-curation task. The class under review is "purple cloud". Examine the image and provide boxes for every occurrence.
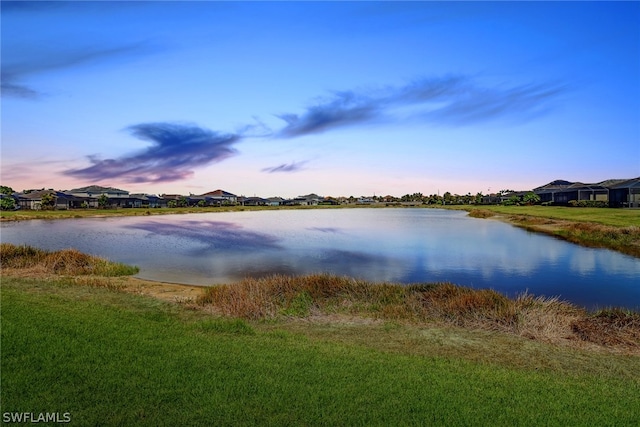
[65,122,241,183]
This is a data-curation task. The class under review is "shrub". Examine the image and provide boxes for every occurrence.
[0,197,16,211]
[568,200,608,208]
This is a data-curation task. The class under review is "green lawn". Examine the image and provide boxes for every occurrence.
[2,278,639,426]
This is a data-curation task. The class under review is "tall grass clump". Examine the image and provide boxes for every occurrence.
[198,274,406,320]
[198,274,640,350]
[572,308,640,350]
[467,209,496,219]
[0,243,138,276]
[409,283,519,330]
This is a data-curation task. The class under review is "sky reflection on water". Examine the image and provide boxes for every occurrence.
[1,209,638,310]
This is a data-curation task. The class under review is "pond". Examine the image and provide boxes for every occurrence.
[1,208,639,311]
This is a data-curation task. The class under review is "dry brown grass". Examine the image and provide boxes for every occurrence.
[198,274,406,320]
[1,243,139,276]
[467,209,496,219]
[198,274,640,353]
[571,309,640,350]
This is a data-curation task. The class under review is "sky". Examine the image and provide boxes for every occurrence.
[1,1,639,198]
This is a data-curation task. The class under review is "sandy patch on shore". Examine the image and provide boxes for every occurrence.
[119,277,207,302]
[1,269,207,303]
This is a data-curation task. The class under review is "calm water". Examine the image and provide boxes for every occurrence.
[1,208,639,310]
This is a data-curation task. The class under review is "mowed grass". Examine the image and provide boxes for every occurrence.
[2,277,640,426]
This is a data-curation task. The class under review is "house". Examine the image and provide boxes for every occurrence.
[608,177,640,208]
[241,196,268,206]
[321,197,340,205]
[198,189,237,204]
[266,197,285,206]
[533,178,639,207]
[357,197,375,204]
[67,185,130,199]
[129,194,166,208]
[288,193,322,206]
[532,180,574,204]
[65,185,132,208]
[16,190,82,210]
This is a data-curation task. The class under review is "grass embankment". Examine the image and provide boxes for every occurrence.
[2,244,640,425]
[463,206,640,258]
[199,274,640,353]
[0,204,342,222]
[0,243,139,277]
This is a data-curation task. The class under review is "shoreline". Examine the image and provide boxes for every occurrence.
[2,243,639,355]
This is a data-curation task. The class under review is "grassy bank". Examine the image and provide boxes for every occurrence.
[0,204,342,222]
[198,274,640,352]
[2,246,639,424]
[3,277,639,426]
[0,243,139,276]
[462,206,640,258]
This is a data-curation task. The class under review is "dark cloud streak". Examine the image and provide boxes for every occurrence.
[64,123,241,184]
[276,91,381,138]
[1,42,156,99]
[261,161,308,173]
[276,75,566,137]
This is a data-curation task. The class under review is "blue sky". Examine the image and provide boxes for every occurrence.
[2,1,639,198]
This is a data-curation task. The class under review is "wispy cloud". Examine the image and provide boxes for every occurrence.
[261,160,308,173]
[1,42,155,99]
[64,123,241,183]
[276,75,566,137]
[276,91,381,138]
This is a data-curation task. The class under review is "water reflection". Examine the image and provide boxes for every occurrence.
[1,209,638,310]
[125,219,281,252]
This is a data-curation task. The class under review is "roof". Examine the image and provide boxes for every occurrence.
[18,190,77,200]
[533,180,574,192]
[534,178,638,193]
[608,177,640,189]
[199,189,236,197]
[67,185,129,195]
